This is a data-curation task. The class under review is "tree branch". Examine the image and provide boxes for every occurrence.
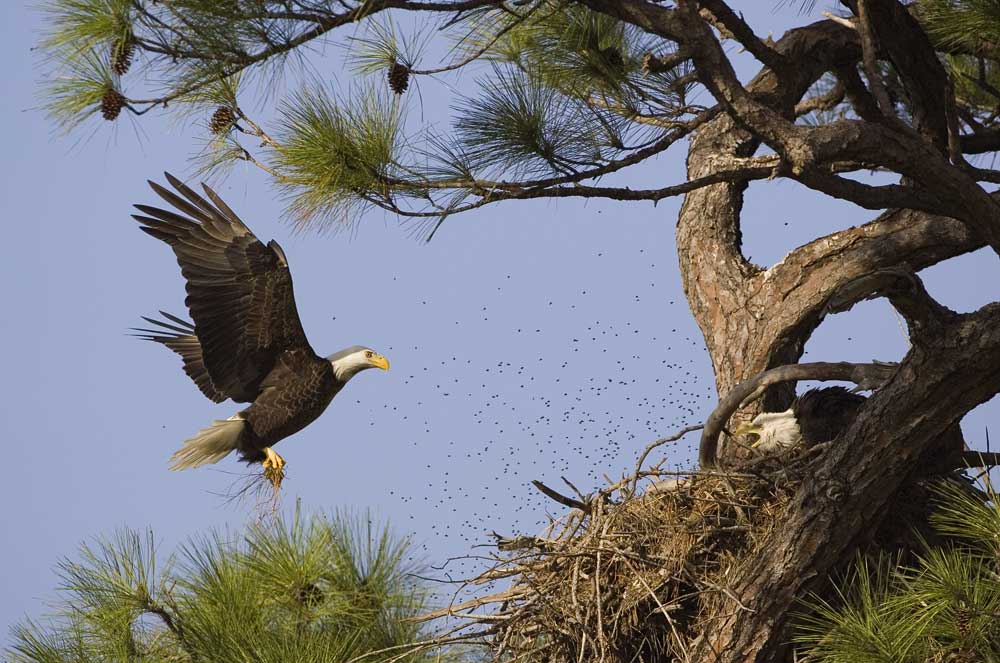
[855,0,896,119]
[794,79,847,117]
[823,268,956,342]
[852,0,951,153]
[379,156,782,217]
[126,0,505,109]
[696,0,787,73]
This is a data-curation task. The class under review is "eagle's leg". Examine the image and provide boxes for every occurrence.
[262,447,286,489]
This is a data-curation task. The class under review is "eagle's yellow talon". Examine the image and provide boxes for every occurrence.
[262,447,285,470]
[262,447,286,489]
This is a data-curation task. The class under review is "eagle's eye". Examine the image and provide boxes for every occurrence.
[365,350,374,358]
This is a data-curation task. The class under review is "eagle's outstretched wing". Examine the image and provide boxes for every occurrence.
[133,173,313,402]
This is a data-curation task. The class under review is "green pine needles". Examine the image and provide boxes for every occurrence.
[796,479,1000,662]
[36,0,696,236]
[274,83,403,230]
[455,66,607,178]
[6,509,450,663]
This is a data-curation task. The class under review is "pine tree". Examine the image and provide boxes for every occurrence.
[35,1,1000,660]
[6,509,457,663]
[796,480,1000,662]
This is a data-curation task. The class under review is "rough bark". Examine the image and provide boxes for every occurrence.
[672,18,986,407]
[574,2,1000,661]
[690,304,1000,661]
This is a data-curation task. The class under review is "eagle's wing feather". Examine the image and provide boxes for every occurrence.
[133,173,313,402]
[131,312,228,403]
[793,387,866,445]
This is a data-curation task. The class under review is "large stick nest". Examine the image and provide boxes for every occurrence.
[423,462,802,663]
[396,435,979,663]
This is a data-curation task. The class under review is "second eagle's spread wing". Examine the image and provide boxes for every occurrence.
[133,173,313,402]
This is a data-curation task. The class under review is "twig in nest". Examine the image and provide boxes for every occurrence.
[621,556,688,660]
[492,532,553,552]
[682,562,755,614]
[532,480,589,512]
[628,424,704,495]
[343,627,491,663]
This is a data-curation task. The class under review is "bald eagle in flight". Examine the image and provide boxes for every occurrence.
[734,387,865,451]
[131,173,389,476]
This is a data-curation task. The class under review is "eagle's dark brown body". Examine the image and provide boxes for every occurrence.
[131,173,388,470]
[237,349,341,463]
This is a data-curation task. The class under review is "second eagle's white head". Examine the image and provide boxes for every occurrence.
[735,410,802,451]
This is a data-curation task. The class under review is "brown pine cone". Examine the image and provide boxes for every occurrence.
[100,87,125,121]
[209,106,237,134]
[388,61,410,95]
[111,33,135,77]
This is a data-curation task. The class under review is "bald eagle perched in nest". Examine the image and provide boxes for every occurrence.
[734,387,866,451]
[131,173,390,481]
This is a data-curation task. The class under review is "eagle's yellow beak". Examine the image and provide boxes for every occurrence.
[368,353,390,371]
[734,421,763,448]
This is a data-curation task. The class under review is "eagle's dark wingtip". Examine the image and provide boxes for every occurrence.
[158,310,195,330]
[164,171,184,189]
[147,179,172,202]
[128,327,165,341]
[133,313,194,336]
[137,226,172,242]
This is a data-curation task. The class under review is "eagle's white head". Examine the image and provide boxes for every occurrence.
[327,346,390,382]
[735,409,802,452]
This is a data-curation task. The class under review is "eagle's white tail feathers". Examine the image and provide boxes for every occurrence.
[169,416,244,470]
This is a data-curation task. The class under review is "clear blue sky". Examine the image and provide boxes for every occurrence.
[3,1,998,639]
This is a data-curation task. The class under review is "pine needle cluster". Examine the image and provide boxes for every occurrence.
[453,65,606,178]
[273,83,404,230]
[919,0,1000,53]
[796,480,1000,662]
[6,509,453,663]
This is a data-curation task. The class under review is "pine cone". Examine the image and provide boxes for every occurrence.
[387,61,410,95]
[111,33,136,77]
[100,87,125,121]
[209,106,237,134]
[956,607,972,637]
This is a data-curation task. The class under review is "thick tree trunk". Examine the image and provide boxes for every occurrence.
[562,3,1000,660]
[668,14,995,663]
[688,304,1000,661]
[676,20,982,408]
